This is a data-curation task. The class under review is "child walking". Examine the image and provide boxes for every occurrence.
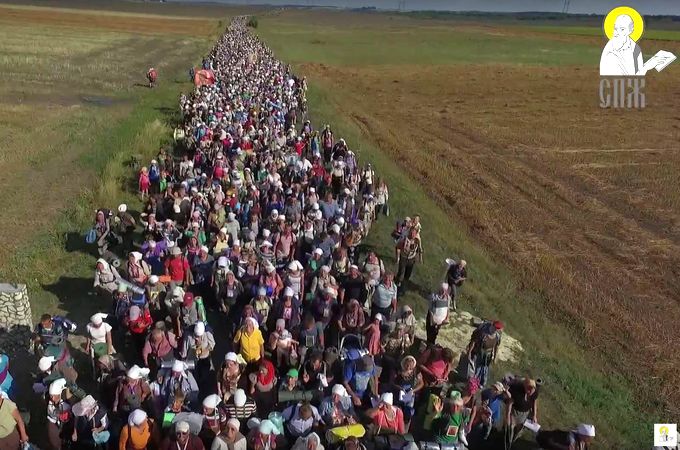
[139,166,150,200]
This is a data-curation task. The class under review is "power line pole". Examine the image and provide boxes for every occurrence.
[562,0,571,14]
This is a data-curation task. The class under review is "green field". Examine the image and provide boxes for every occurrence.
[0,4,221,322]
[259,16,601,66]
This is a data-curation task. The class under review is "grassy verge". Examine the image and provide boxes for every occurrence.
[0,14,220,447]
[0,40,216,326]
[303,83,644,449]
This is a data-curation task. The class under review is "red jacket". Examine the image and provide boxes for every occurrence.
[127,308,152,335]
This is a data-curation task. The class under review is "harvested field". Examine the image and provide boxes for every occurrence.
[0,4,218,35]
[304,62,680,411]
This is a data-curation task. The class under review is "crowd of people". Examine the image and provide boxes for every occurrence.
[0,17,598,450]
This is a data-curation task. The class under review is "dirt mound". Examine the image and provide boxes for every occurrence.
[416,310,524,364]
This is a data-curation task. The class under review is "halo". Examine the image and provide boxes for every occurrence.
[603,6,644,42]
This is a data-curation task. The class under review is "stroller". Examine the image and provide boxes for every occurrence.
[338,334,367,362]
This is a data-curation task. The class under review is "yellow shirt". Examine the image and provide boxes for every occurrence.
[214,239,229,255]
[233,329,264,363]
[119,422,151,450]
[0,398,17,439]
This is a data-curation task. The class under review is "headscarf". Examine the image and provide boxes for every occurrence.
[128,409,147,426]
[256,359,275,386]
[246,316,259,330]
[90,313,108,326]
[344,299,364,327]
[96,258,117,281]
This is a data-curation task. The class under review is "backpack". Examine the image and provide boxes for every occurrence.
[454,352,475,382]
[52,316,77,336]
[472,323,499,352]
[149,165,160,182]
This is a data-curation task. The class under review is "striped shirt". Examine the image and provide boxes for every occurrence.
[223,400,257,421]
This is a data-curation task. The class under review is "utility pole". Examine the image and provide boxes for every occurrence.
[562,0,571,14]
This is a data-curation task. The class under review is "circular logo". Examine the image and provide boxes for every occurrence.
[603,6,645,42]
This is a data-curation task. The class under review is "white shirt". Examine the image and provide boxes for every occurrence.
[283,403,323,437]
[87,322,112,344]
[429,293,450,325]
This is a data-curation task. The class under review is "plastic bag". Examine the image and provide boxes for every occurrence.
[85,228,97,244]
[92,430,110,445]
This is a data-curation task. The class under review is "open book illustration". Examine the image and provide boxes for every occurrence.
[642,50,677,73]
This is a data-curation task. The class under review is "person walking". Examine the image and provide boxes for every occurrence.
[504,377,539,450]
[395,227,422,294]
[467,320,503,387]
[426,283,451,345]
[0,389,28,450]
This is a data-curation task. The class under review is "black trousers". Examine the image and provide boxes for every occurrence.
[396,258,416,284]
[425,313,440,345]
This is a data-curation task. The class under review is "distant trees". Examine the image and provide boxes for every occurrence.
[247,16,258,28]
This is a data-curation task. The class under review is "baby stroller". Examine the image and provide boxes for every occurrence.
[338,334,366,361]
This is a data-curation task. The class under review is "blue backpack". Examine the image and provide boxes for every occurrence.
[52,316,77,337]
[149,164,160,182]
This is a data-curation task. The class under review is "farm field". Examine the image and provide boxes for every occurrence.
[258,9,680,449]
[0,3,677,449]
[0,4,226,444]
[0,2,223,309]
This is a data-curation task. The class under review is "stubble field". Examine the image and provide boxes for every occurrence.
[258,9,680,448]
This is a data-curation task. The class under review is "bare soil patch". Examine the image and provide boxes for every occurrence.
[301,62,680,416]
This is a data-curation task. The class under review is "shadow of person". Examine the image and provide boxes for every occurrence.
[355,242,375,261]
[64,231,97,256]
[42,276,106,332]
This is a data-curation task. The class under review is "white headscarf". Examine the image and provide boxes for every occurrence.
[246,317,259,329]
[128,409,147,427]
[90,313,108,326]
[96,258,114,275]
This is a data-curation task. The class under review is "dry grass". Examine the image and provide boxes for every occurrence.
[301,61,680,416]
[0,4,219,35]
[0,5,217,272]
[0,0,259,18]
